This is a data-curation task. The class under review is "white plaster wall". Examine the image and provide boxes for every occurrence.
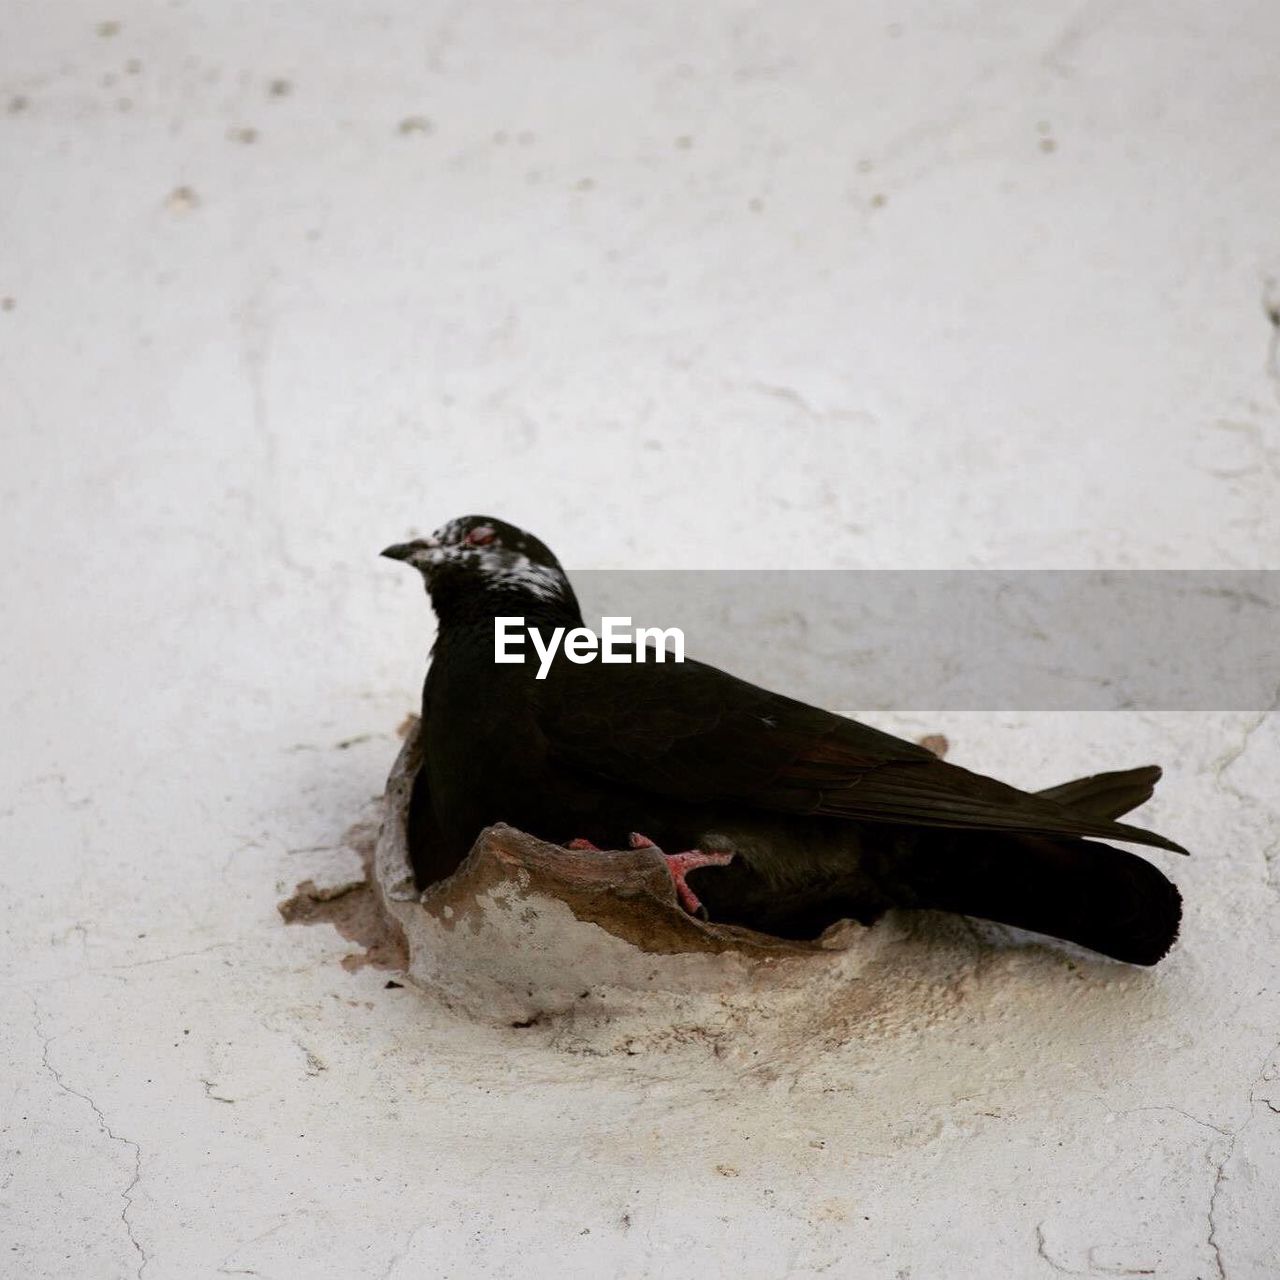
[1,2,1277,1276]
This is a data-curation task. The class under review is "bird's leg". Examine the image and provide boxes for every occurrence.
[563,835,734,917]
[628,833,734,918]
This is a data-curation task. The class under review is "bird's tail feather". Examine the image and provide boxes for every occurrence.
[1035,764,1162,822]
[909,829,1182,965]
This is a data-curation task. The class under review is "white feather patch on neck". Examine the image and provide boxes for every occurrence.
[475,551,569,603]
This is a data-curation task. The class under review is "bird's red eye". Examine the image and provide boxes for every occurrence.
[465,525,496,547]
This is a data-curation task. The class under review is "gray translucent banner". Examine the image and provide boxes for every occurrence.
[568,571,1280,711]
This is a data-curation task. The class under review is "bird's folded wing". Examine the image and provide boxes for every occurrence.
[534,654,1187,855]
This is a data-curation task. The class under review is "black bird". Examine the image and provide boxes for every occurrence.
[382,515,1185,965]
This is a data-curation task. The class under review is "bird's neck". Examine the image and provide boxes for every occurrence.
[429,581,584,630]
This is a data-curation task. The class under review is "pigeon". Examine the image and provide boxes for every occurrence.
[382,515,1185,965]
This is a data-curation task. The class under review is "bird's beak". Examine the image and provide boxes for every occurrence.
[380,537,438,563]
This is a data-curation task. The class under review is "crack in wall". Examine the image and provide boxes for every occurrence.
[1041,0,1124,78]
[1265,833,1280,895]
[1212,682,1279,786]
[1206,1135,1234,1280]
[1203,1034,1280,1278]
[1112,1104,1233,1137]
[234,289,324,586]
[1035,1221,1079,1274]
[379,1221,425,1280]
[31,997,148,1278]
[1263,277,1280,409]
[1211,681,1280,894]
[747,381,878,426]
[201,1078,236,1105]
[105,942,235,971]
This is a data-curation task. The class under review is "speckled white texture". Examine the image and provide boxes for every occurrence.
[2,2,1278,1277]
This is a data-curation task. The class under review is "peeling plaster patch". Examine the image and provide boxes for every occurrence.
[1086,1244,1158,1274]
[278,819,409,973]
[1194,420,1269,479]
[164,185,199,213]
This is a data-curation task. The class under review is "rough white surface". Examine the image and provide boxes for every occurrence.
[2,2,1278,1277]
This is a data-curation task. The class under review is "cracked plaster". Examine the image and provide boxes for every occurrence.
[2,1,1279,1277]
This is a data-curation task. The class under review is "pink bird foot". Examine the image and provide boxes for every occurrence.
[628,832,734,917]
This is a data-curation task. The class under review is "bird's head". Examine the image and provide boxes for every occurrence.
[381,515,580,624]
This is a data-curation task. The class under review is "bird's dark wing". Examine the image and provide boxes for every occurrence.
[533,652,1187,854]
